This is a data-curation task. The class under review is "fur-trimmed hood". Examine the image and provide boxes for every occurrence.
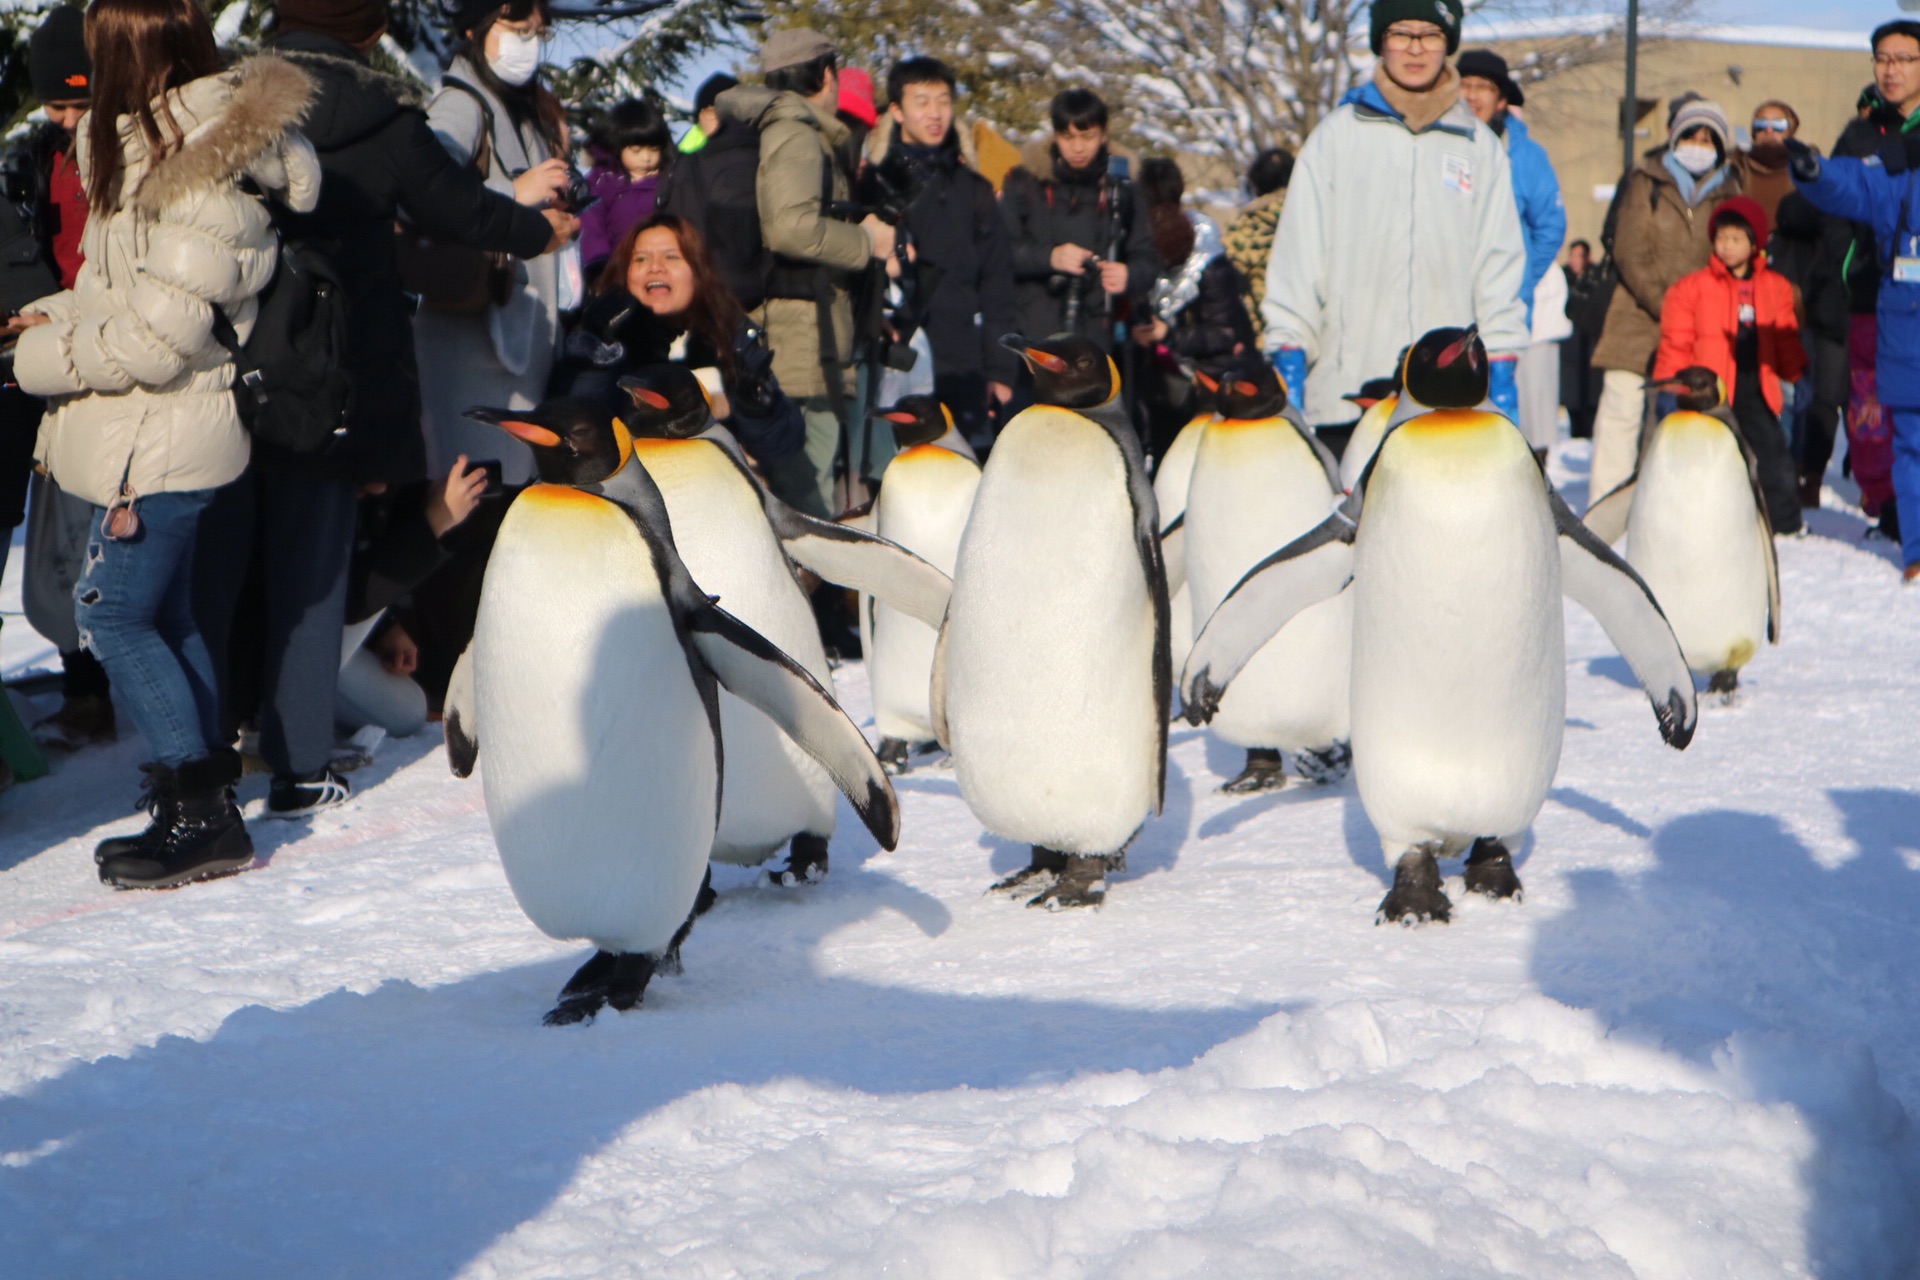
[78,55,321,217]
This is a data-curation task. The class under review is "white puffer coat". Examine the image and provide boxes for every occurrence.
[16,57,321,508]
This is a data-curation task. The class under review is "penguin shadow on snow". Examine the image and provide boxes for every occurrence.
[0,875,1279,1279]
[1802,501,1904,568]
[1531,798,1920,1276]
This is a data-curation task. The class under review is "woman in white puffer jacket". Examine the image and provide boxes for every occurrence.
[12,0,320,889]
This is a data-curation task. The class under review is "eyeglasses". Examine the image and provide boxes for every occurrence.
[1383,27,1449,50]
[1873,52,1920,68]
[498,18,556,42]
[1752,119,1791,132]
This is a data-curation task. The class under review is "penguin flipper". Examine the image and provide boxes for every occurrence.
[1719,416,1785,645]
[1180,497,1359,725]
[1582,476,1636,546]
[929,610,952,751]
[762,498,952,629]
[687,604,902,851]
[1285,407,1343,493]
[1549,488,1698,749]
[444,642,479,777]
[1160,511,1187,602]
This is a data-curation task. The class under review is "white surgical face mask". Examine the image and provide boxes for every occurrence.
[1672,142,1718,175]
[489,29,542,86]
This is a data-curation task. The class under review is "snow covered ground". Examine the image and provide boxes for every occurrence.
[2,443,1917,1278]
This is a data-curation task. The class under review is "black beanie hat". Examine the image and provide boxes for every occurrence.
[1370,0,1465,55]
[1456,49,1523,106]
[28,4,90,104]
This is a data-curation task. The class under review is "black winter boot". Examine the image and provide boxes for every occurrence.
[99,754,253,889]
[94,762,178,865]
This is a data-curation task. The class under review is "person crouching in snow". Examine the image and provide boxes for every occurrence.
[1652,195,1805,534]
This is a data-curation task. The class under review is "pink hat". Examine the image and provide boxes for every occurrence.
[838,67,878,128]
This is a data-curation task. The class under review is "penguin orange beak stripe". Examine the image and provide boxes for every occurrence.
[1023,347,1069,374]
[1232,380,1260,397]
[883,411,917,425]
[495,419,562,448]
[629,388,671,411]
[1438,325,1481,368]
[1194,371,1220,393]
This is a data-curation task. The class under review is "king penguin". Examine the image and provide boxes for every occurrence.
[1337,374,1404,494]
[863,396,982,773]
[1582,366,1781,696]
[936,333,1171,908]
[1182,356,1351,792]
[1151,404,1214,677]
[1182,327,1698,925]
[616,366,951,885]
[442,397,899,1024]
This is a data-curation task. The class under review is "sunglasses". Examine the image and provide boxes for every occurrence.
[1752,119,1792,132]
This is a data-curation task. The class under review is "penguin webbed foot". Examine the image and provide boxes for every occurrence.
[768,833,829,887]
[1296,741,1352,785]
[1707,669,1739,702]
[1377,848,1452,925]
[1026,854,1118,911]
[989,845,1067,895]
[543,950,658,1024]
[1220,748,1287,794]
[1462,838,1523,902]
[876,737,913,774]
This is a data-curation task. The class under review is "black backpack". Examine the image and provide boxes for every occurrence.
[658,125,768,310]
[210,224,352,456]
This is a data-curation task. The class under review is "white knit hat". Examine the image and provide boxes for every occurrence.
[1669,98,1731,151]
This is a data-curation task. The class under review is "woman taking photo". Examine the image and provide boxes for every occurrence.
[11,0,320,887]
[559,214,805,475]
[414,0,580,488]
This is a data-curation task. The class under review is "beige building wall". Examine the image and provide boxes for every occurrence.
[1484,30,1875,254]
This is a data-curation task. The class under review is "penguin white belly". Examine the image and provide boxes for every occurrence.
[1340,395,1398,493]
[944,406,1157,853]
[475,486,716,954]
[870,445,980,742]
[1352,415,1564,852]
[635,440,834,863]
[1187,419,1351,750]
[1627,418,1770,676]
[1155,414,1208,671]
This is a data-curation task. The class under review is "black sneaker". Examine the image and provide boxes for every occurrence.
[100,757,253,890]
[266,767,351,819]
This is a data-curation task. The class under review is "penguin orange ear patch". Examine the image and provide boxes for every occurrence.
[496,419,562,447]
[1023,348,1068,374]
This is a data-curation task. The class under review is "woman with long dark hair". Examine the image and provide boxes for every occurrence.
[558,213,804,471]
[10,0,320,886]
[413,0,581,488]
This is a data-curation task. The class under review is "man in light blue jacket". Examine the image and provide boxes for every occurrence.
[1263,0,1529,431]
[1460,48,1567,456]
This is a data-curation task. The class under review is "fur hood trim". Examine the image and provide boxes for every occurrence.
[862,114,983,171]
[128,56,316,215]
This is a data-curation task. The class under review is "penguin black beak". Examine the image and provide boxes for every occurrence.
[464,406,562,448]
[615,376,671,412]
[999,332,1069,374]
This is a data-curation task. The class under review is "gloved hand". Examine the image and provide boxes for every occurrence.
[1783,135,1823,182]
[1488,354,1520,423]
[1273,347,1308,409]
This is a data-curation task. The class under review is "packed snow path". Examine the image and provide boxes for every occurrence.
[2,446,1917,1278]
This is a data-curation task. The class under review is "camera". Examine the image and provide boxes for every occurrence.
[561,165,599,214]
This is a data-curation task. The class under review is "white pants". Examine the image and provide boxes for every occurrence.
[336,647,428,739]
[1516,341,1562,452]
[1590,368,1647,505]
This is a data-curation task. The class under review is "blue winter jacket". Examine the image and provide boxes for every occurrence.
[1795,155,1920,406]
[1504,115,1566,327]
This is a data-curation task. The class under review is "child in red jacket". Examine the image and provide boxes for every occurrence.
[1654,195,1805,533]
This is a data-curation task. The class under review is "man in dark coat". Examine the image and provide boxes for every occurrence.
[191,0,566,817]
[1000,89,1158,349]
[864,56,1019,453]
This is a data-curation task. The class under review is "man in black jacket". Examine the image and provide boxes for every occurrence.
[1000,89,1158,349]
[193,0,569,817]
[864,57,1018,453]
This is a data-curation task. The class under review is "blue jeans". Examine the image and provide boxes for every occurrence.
[75,488,221,768]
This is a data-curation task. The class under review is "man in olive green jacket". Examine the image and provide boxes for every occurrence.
[715,29,894,516]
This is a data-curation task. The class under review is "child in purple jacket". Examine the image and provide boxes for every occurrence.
[580,99,671,276]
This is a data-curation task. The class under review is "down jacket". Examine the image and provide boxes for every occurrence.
[17,57,321,508]
[1653,254,1804,415]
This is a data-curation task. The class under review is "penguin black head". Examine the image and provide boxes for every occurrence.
[464,398,632,486]
[1342,377,1401,413]
[872,395,954,449]
[617,364,715,440]
[1402,325,1488,411]
[997,332,1119,411]
[1651,366,1725,414]
[1196,356,1287,421]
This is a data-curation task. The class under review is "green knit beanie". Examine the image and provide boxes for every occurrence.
[1370,0,1465,54]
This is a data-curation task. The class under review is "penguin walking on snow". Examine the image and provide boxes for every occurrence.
[442,398,899,1024]
[616,367,950,885]
[937,334,1171,909]
[1182,327,1697,925]
[1180,356,1350,792]
[863,397,982,773]
[1582,366,1781,697]
[1152,406,1213,676]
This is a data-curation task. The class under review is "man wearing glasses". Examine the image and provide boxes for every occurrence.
[1261,0,1527,438]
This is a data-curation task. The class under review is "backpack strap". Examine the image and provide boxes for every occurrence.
[437,76,496,180]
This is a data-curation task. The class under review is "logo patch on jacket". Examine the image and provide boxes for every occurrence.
[1443,153,1474,195]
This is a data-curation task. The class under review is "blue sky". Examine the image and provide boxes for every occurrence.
[1714,0,1902,33]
